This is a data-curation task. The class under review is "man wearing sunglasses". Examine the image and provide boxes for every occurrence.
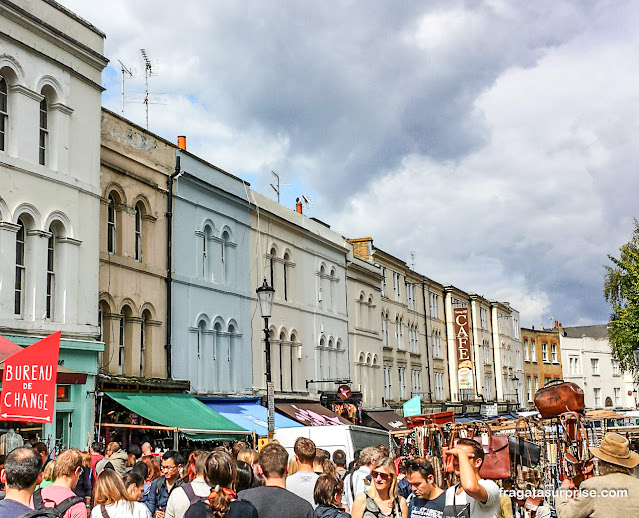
[405,458,445,518]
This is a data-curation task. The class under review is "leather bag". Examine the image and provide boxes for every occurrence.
[509,420,541,468]
[472,424,511,480]
[534,379,585,419]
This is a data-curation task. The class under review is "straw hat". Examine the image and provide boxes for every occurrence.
[589,432,639,469]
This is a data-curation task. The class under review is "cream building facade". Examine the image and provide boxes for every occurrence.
[249,191,350,398]
[98,109,175,382]
[345,241,384,407]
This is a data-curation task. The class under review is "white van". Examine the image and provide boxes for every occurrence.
[274,424,389,463]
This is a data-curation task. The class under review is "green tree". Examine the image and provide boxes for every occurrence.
[604,219,639,375]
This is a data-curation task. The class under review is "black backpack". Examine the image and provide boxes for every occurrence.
[17,488,84,518]
[182,482,208,505]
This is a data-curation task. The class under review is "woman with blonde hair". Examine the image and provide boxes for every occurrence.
[36,459,56,490]
[351,457,407,518]
[90,468,151,518]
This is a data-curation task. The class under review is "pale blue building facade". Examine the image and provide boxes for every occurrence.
[171,151,253,396]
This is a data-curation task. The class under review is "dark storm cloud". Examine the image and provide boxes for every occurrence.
[62,0,639,326]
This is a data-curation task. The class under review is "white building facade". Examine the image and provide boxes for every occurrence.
[0,0,107,446]
[560,325,635,409]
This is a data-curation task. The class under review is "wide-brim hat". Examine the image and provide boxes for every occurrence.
[589,432,639,469]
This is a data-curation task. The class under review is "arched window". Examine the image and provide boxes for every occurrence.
[279,331,287,391]
[118,309,126,375]
[46,225,55,319]
[39,94,48,166]
[0,74,7,151]
[395,316,401,349]
[221,230,230,285]
[283,252,290,301]
[202,225,213,280]
[269,247,276,291]
[134,203,143,262]
[14,217,26,316]
[107,194,117,254]
[329,267,336,310]
[214,321,224,392]
[229,322,237,391]
[140,311,147,376]
[319,264,326,309]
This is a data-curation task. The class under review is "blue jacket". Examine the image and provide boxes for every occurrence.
[146,476,187,514]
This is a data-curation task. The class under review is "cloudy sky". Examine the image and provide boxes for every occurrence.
[63,0,639,327]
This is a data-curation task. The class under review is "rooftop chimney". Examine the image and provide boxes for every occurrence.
[296,198,303,214]
[177,135,186,150]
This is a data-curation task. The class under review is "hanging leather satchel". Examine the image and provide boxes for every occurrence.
[534,379,585,419]
[509,420,541,468]
[472,423,511,480]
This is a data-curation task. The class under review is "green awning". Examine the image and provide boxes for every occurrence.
[105,392,248,438]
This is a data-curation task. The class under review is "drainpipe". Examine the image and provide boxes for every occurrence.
[421,278,433,403]
[165,155,182,379]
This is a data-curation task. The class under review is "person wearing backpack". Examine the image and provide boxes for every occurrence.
[90,468,151,518]
[147,451,187,517]
[34,449,87,518]
[165,452,210,518]
[0,446,43,518]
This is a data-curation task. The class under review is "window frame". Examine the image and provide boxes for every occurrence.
[0,74,7,152]
[107,194,117,254]
[14,218,26,316]
[134,203,143,262]
[46,226,55,319]
[39,95,48,166]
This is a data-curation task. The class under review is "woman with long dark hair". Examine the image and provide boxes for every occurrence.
[185,451,257,518]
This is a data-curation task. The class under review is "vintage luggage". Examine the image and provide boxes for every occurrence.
[534,379,585,419]
[472,425,511,480]
[509,435,541,468]
[509,420,541,468]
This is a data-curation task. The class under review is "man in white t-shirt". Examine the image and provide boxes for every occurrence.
[286,437,319,508]
[444,439,500,518]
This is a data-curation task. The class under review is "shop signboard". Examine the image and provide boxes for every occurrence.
[403,395,421,417]
[454,307,474,390]
[0,331,60,423]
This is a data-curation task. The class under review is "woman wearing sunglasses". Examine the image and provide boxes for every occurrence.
[351,458,408,518]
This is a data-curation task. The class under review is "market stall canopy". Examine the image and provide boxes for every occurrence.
[362,409,407,431]
[0,335,87,384]
[202,398,303,436]
[276,403,351,426]
[104,392,248,438]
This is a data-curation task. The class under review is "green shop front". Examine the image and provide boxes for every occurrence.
[0,334,102,452]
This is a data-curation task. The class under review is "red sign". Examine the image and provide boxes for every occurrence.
[0,331,60,423]
[337,384,352,400]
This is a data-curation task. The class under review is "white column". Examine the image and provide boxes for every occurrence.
[491,307,505,400]
[55,237,81,324]
[26,229,51,321]
[0,222,19,317]
[49,103,73,173]
[9,86,42,162]
[470,299,484,398]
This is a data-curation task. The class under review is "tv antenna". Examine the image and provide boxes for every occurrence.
[299,195,313,210]
[270,171,280,203]
[118,60,134,116]
[140,49,157,129]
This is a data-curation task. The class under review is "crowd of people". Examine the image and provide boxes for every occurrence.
[1,431,639,518]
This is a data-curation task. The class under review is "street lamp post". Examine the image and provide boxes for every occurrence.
[512,375,519,409]
[256,278,275,442]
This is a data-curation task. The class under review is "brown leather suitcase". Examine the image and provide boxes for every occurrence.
[534,379,585,419]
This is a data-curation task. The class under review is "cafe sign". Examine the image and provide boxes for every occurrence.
[454,308,474,390]
[0,331,60,423]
